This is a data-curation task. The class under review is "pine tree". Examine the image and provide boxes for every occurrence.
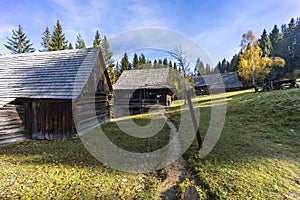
[230,54,239,72]
[158,59,163,65]
[101,35,114,70]
[75,34,86,49]
[214,59,231,73]
[173,62,177,71]
[40,27,51,51]
[163,58,168,66]
[221,59,227,73]
[169,61,173,70]
[139,54,146,65]
[205,64,211,74]
[214,61,221,73]
[93,30,101,48]
[259,29,272,57]
[153,59,158,68]
[4,25,35,54]
[68,42,73,49]
[226,61,231,72]
[195,57,205,76]
[120,53,129,73]
[269,25,283,57]
[132,53,139,69]
[295,19,300,71]
[283,18,297,74]
[48,20,68,51]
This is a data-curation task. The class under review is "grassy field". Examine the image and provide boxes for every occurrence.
[0,118,169,199]
[0,87,299,199]
[175,88,300,199]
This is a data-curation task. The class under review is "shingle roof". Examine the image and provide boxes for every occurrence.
[113,68,173,90]
[194,72,243,89]
[0,48,104,106]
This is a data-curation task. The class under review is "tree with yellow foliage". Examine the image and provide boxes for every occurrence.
[238,31,285,86]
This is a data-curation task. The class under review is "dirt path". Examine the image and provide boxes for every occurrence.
[154,118,189,200]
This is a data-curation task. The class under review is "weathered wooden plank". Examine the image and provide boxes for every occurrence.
[0,127,25,135]
[0,123,24,131]
[0,133,27,140]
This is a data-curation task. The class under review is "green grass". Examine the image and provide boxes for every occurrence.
[0,114,173,199]
[1,88,299,199]
[175,88,300,199]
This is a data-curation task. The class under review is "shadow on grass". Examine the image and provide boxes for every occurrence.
[0,117,171,167]
[1,88,299,167]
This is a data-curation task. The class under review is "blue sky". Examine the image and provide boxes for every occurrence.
[0,0,299,65]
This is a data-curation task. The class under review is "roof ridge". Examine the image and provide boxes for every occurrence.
[0,47,100,58]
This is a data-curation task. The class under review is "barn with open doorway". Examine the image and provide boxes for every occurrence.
[113,68,174,117]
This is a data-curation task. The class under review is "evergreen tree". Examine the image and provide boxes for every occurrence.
[216,61,222,73]
[173,62,177,71]
[283,18,297,74]
[93,30,101,48]
[205,64,211,74]
[259,29,272,57]
[269,25,282,57]
[295,19,300,71]
[40,27,51,52]
[221,58,227,73]
[158,59,163,65]
[139,54,146,65]
[68,42,73,49]
[147,60,152,66]
[194,57,205,76]
[132,53,139,69]
[4,25,35,54]
[163,58,168,66]
[230,54,239,72]
[120,53,129,73]
[101,35,114,70]
[48,20,68,51]
[226,61,231,72]
[153,59,158,68]
[169,61,173,70]
[101,35,115,83]
[75,34,86,49]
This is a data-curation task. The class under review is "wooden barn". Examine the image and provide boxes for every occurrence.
[113,68,174,117]
[194,72,243,95]
[0,48,112,144]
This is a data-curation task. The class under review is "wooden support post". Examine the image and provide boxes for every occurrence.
[186,89,202,150]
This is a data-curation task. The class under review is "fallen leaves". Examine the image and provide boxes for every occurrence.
[0,139,158,199]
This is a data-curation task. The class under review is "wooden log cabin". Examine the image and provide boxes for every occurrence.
[0,48,112,144]
[113,68,174,117]
[194,72,243,95]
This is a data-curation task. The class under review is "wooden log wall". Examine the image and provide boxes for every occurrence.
[24,94,110,140]
[24,100,75,140]
[0,103,27,144]
[75,93,110,134]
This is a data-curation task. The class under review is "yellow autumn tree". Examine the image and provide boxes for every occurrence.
[238,31,285,86]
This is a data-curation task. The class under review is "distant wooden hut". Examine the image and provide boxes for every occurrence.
[0,48,112,143]
[194,72,243,95]
[113,68,174,116]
